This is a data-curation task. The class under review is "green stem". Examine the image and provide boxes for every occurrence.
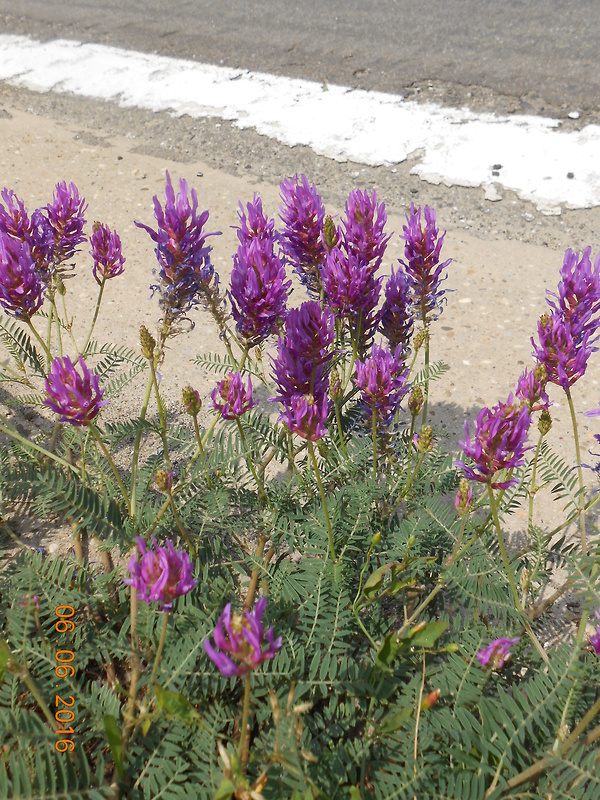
[82,277,105,354]
[168,494,195,555]
[421,320,430,429]
[235,417,268,501]
[238,672,252,764]
[386,451,426,521]
[238,344,250,372]
[19,665,58,731]
[565,387,587,556]
[487,480,521,610]
[372,401,378,481]
[88,424,131,514]
[334,399,348,459]
[0,417,79,474]
[50,296,63,357]
[149,612,169,686]
[61,291,79,353]
[446,516,466,567]
[193,416,212,489]
[25,318,52,361]
[527,431,544,534]
[151,359,171,470]
[130,370,155,524]
[308,440,337,561]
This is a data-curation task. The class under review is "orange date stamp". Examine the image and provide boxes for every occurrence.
[54,605,76,752]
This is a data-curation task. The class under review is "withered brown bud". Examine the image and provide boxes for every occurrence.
[538,408,552,436]
[140,325,156,359]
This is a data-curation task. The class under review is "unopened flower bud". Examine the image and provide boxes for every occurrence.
[371,531,381,546]
[520,567,530,595]
[323,215,338,249]
[408,386,424,417]
[57,280,67,296]
[154,469,175,493]
[329,367,342,401]
[182,385,202,416]
[538,408,552,436]
[420,688,441,711]
[413,328,427,352]
[534,362,547,387]
[415,425,433,453]
[140,325,155,359]
[454,477,473,515]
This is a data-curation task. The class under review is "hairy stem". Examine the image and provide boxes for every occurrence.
[82,277,105,354]
[238,672,252,765]
[308,439,337,561]
[235,418,267,502]
[149,612,169,686]
[565,387,587,556]
[89,424,131,513]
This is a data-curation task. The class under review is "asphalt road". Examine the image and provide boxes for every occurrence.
[0,1,599,122]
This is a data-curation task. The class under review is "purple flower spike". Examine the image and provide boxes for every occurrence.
[322,246,382,343]
[135,171,221,325]
[379,264,413,357]
[211,372,255,420]
[0,188,32,242]
[514,365,550,413]
[476,637,520,669]
[204,596,283,677]
[341,189,390,272]
[546,247,600,343]
[455,395,532,489]
[279,174,326,297]
[401,204,451,323]
[41,181,88,265]
[124,536,197,611]
[279,392,329,441]
[0,234,45,319]
[282,300,335,367]
[229,207,291,345]
[44,355,108,426]
[90,222,125,285]
[354,343,410,427]
[590,609,600,654]
[532,312,595,391]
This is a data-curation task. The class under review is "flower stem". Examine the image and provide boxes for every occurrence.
[421,323,430,429]
[25,318,52,362]
[565,387,587,556]
[167,493,195,555]
[235,418,268,501]
[446,515,466,567]
[89,424,131,513]
[527,431,545,535]
[308,439,337,561]
[487,480,521,611]
[61,291,80,353]
[372,401,378,481]
[334,398,348,459]
[193,416,212,488]
[238,672,252,764]
[149,612,169,686]
[0,416,79,474]
[82,277,105,354]
[130,369,155,524]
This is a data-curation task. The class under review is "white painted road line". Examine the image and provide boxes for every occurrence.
[0,34,599,212]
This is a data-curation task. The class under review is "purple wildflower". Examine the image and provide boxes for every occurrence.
[20,594,40,610]
[278,391,329,441]
[279,174,326,296]
[124,536,197,612]
[89,222,125,284]
[514,364,550,413]
[40,181,87,265]
[354,343,410,427]
[590,609,600,654]
[135,171,220,326]
[0,234,45,319]
[229,200,291,345]
[476,637,520,669]
[340,189,390,272]
[401,204,451,322]
[211,372,255,420]
[154,469,175,492]
[532,312,594,391]
[379,264,413,357]
[281,300,335,367]
[44,355,108,426]
[546,247,600,342]
[0,188,32,242]
[235,194,275,246]
[455,395,532,489]
[322,246,382,344]
[204,596,283,677]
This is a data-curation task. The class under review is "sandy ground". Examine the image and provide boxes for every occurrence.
[0,102,598,621]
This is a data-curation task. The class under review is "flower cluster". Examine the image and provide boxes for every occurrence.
[270,301,334,440]
[279,174,326,296]
[211,372,255,420]
[40,181,88,266]
[341,189,390,272]
[354,343,409,428]
[379,265,413,357]
[476,637,520,669]
[124,536,197,611]
[0,188,53,283]
[400,204,451,323]
[0,234,45,319]
[44,355,108,426]
[204,596,282,677]
[322,247,382,344]
[590,608,600,655]
[454,477,473,515]
[135,171,220,326]
[533,248,600,391]
[90,222,125,284]
[228,196,291,345]
[514,364,550,413]
[456,395,531,489]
